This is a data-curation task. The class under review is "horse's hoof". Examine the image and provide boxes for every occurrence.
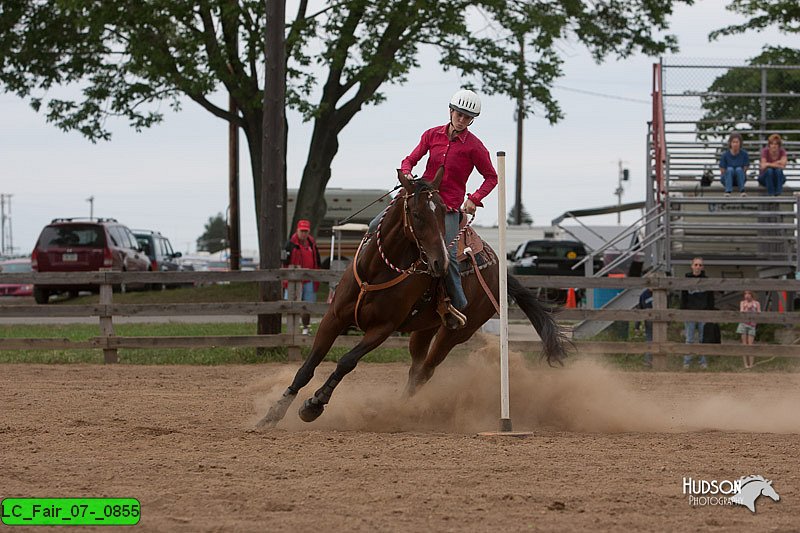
[255,391,296,429]
[298,398,324,422]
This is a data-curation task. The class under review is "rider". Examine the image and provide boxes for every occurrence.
[400,89,498,329]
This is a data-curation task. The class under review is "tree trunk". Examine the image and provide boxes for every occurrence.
[291,113,342,236]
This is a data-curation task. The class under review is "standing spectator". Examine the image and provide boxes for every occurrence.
[737,290,761,369]
[758,133,788,196]
[637,288,653,368]
[283,219,321,335]
[719,132,749,197]
[681,257,714,370]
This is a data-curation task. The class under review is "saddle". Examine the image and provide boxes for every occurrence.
[432,225,500,326]
[456,225,496,275]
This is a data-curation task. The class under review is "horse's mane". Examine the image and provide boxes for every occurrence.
[740,475,769,485]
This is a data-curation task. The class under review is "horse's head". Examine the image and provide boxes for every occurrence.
[761,480,780,502]
[397,167,448,277]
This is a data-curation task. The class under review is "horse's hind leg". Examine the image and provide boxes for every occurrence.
[404,327,438,397]
[298,325,395,423]
[411,325,479,392]
[255,312,347,429]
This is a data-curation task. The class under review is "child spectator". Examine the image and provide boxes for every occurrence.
[737,290,761,369]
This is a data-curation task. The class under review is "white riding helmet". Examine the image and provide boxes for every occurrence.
[449,89,481,118]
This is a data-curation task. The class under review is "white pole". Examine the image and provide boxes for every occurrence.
[496,151,512,432]
[329,228,335,268]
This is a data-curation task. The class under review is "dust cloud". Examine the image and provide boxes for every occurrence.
[251,333,800,434]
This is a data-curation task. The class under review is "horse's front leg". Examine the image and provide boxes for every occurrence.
[255,311,347,429]
[298,324,395,423]
[404,327,438,397]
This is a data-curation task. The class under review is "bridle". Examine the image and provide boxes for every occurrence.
[374,182,443,276]
[348,181,445,330]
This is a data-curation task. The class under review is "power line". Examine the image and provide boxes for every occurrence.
[552,84,652,105]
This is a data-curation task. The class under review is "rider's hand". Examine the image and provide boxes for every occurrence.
[462,198,477,215]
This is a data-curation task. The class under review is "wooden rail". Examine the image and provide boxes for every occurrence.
[1,270,799,364]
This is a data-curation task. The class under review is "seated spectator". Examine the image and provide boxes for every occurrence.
[758,133,788,196]
[719,132,749,197]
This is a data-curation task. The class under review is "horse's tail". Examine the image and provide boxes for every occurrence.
[507,274,570,366]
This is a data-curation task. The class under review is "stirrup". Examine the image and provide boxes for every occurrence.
[444,303,467,329]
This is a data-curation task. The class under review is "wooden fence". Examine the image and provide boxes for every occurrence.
[2,269,800,366]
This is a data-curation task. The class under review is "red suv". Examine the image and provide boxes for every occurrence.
[31,218,151,303]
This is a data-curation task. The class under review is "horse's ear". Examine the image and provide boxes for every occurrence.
[432,165,444,190]
[397,169,413,193]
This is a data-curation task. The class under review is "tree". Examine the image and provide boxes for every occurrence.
[507,203,533,226]
[697,47,800,142]
[703,2,800,142]
[197,213,228,253]
[709,0,800,39]
[0,1,688,248]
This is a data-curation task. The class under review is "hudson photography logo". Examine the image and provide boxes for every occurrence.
[682,475,781,513]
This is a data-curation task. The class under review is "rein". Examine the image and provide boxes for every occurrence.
[375,188,440,275]
[351,183,443,329]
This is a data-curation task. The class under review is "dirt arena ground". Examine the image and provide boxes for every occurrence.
[2,336,800,532]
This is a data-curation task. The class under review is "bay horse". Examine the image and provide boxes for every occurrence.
[257,168,568,428]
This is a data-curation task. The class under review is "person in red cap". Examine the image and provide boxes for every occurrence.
[283,219,321,335]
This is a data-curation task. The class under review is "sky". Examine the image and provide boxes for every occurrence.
[1,0,796,257]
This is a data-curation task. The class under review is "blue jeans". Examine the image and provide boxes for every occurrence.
[683,321,707,367]
[444,211,467,310]
[644,322,653,366]
[721,167,746,193]
[759,168,786,196]
[283,281,316,302]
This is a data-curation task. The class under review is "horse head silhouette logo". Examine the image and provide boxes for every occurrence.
[730,475,780,513]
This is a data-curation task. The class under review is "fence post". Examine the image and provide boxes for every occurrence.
[99,281,117,363]
[286,266,302,361]
[651,273,667,370]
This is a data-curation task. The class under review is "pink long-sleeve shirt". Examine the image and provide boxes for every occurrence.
[400,124,498,210]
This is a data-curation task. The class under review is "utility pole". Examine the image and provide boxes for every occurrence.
[514,33,524,226]
[227,1,241,271]
[1,194,7,255]
[1,193,14,256]
[86,195,95,220]
[615,160,630,224]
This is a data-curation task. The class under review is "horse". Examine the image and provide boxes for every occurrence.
[731,475,780,513]
[256,168,568,428]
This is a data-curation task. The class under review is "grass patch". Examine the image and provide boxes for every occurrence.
[0,321,409,365]
[585,321,800,372]
[57,282,331,305]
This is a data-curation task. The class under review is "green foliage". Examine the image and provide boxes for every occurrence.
[0,0,689,137]
[196,212,228,253]
[698,47,800,142]
[710,0,800,39]
[0,0,690,248]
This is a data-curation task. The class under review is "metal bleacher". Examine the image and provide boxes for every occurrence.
[651,60,800,279]
[572,60,800,339]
